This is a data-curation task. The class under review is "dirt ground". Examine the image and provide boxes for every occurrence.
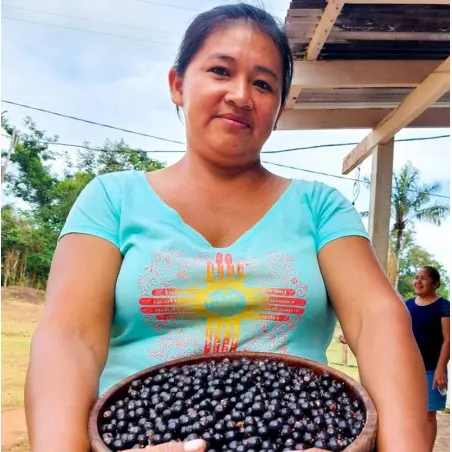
[1,286,450,451]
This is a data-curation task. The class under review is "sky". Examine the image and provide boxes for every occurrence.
[1,0,450,277]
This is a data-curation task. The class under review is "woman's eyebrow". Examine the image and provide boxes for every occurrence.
[206,53,279,81]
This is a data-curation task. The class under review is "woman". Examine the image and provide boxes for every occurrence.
[25,4,429,452]
[406,266,450,451]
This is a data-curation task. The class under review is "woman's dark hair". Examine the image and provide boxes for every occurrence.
[173,3,293,106]
[422,266,441,287]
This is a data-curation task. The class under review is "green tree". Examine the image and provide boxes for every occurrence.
[1,206,53,288]
[391,162,449,287]
[364,162,449,287]
[394,229,450,300]
[75,139,166,176]
[1,116,166,288]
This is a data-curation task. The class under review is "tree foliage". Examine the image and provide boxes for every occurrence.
[1,116,165,288]
[393,228,450,300]
[364,162,449,288]
[390,162,449,287]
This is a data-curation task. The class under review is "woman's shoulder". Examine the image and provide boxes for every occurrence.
[405,297,416,305]
[438,297,451,308]
[93,170,148,199]
[290,178,342,204]
[96,169,144,187]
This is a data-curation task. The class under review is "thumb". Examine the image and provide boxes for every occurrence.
[143,439,206,452]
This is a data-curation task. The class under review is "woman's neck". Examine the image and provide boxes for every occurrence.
[173,152,274,189]
[416,293,440,305]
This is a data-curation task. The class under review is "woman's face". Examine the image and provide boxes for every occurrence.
[169,23,283,167]
[412,268,438,297]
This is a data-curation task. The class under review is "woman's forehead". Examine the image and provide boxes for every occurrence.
[416,270,430,277]
[195,23,281,68]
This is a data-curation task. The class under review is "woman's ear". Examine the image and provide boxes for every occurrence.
[169,67,184,107]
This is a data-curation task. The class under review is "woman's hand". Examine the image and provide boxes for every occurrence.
[433,367,448,390]
[122,439,206,452]
[120,440,328,452]
[122,442,327,452]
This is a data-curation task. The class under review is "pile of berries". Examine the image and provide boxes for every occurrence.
[99,358,366,451]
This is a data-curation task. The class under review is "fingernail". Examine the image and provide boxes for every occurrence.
[184,439,205,452]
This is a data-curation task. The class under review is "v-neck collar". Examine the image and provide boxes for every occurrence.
[137,170,294,250]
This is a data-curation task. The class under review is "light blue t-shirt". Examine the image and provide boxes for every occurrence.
[60,170,368,395]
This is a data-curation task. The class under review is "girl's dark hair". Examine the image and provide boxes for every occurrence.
[173,3,293,106]
[422,266,441,287]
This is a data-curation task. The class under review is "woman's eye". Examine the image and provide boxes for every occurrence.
[210,67,229,77]
[254,80,272,91]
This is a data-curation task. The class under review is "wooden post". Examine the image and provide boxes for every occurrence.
[368,138,394,273]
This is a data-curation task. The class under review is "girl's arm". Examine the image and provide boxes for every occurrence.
[318,236,429,452]
[433,317,450,389]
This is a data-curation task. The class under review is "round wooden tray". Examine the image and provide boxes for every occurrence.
[89,352,377,452]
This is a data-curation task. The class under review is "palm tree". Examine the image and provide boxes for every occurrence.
[362,161,449,287]
[389,162,449,287]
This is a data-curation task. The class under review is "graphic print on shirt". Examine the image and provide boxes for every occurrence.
[138,251,308,361]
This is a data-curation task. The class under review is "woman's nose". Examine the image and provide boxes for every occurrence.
[224,81,253,110]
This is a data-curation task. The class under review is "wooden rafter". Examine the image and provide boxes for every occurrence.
[306,0,345,60]
[290,60,443,90]
[277,107,450,130]
[346,0,449,4]
[285,0,345,109]
[342,57,450,174]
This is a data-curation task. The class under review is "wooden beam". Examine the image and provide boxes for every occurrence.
[346,0,449,4]
[289,60,443,90]
[287,1,345,105]
[327,31,450,41]
[342,57,450,174]
[306,0,345,61]
[368,139,394,273]
[277,107,449,130]
[293,100,448,109]
[287,9,323,18]
[285,86,303,108]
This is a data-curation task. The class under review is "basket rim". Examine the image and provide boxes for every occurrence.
[89,352,377,452]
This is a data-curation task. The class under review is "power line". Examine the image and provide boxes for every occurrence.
[2,134,448,200]
[262,160,362,183]
[1,101,185,145]
[2,16,176,46]
[135,0,199,12]
[263,134,450,155]
[3,100,449,153]
[262,160,450,200]
[0,136,184,154]
[2,101,449,199]
[2,5,180,36]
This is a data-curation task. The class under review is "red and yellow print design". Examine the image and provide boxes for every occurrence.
[138,251,308,360]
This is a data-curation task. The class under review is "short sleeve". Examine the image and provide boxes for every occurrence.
[439,298,450,318]
[312,182,369,253]
[59,176,120,248]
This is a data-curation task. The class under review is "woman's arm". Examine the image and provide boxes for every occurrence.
[433,317,450,390]
[318,236,429,452]
[25,234,122,452]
